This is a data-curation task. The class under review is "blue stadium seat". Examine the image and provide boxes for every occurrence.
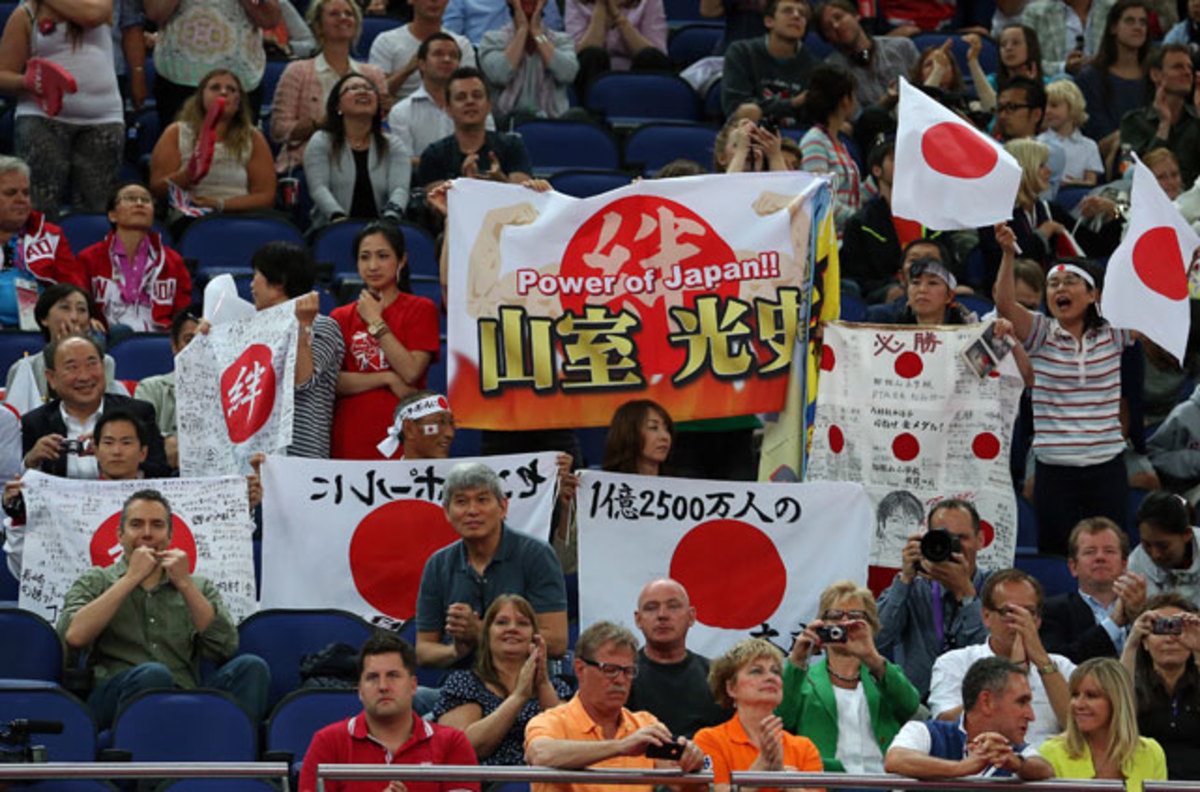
[514,119,620,174]
[411,275,442,309]
[426,344,447,394]
[311,219,370,279]
[1016,495,1037,551]
[159,782,278,791]
[586,73,701,124]
[0,680,97,762]
[398,220,439,280]
[0,553,18,602]
[0,609,64,682]
[956,294,994,317]
[59,213,114,255]
[668,24,722,66]
[624,122,717,176]
[236,609,375,709]
[267,688,361,782]
[109,332,175,382]
[0,332,47,376]
[576,426,607,469]
[132,107,161,159]
[0,2,16,26]
[662,0,708,24]
[0,106,13,155]
[1127,488,1147,546]
[355,16,403,60]
[258,60,289,120]
[802,31,832,60]
[703,78,722,121]
[111,689,257,761]
[178,214,304,278]
[839,291,866,322]
[1055,185,1090,213]
[1014,550,1075,598]
[549,169,632,198]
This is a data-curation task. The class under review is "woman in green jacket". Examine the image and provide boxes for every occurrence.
[777,580,920,772]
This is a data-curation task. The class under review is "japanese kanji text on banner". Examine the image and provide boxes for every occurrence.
[259,453,559,630]
[445,172,830,430]
[176,301,298,477]
[18,472,257,624]
[577,470,871,658]
[806,323,1025,570]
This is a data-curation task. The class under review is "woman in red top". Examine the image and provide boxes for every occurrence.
[330,221,439,459]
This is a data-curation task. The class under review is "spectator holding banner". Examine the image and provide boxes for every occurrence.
[134,309,200,470]
[57,488,270,727]
[415,461,567,667]
[778,580,919,772]
[993,221,1133,557]
[376,389,456,460]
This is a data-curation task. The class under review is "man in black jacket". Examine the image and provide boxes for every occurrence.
[21,335,168,479]
[1038,517,1145,663]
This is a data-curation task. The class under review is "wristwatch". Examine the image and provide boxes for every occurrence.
[1037,660,1058,676]
[368,319,389,340]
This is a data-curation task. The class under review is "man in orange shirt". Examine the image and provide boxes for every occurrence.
[524,621,706,792]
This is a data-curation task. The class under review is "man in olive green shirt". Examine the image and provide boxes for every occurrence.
[57,488,269,726]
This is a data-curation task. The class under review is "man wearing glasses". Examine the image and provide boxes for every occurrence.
[995,77,1065,198]
[525,621,706,792]
[875,498,993,700]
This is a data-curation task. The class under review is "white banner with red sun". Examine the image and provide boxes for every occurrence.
[576,471,872,658]
[17,472,257,624]
[176,301,298,477]
[806,322,1025,574]
[258,452,559,630]
[444,172,828,430]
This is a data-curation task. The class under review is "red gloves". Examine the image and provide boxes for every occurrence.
[23,58,77,117]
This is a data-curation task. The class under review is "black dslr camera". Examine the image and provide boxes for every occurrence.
[917,529,963,568]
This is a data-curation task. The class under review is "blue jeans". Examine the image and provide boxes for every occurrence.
[88,655,271,728]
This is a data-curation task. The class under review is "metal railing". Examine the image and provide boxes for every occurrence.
[731,772,1128,791]
[0,761,290,787]
[316,764,714,791]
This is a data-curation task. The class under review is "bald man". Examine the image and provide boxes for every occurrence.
[625,579,728,737]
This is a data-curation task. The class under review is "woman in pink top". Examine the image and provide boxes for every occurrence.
[564,0,668,102]
[270,0,388,174]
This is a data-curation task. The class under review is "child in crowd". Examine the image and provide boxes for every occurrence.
[1038,80,1103,186]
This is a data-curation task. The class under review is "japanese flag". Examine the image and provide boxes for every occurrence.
[893,78,1021,230]
[1101,157,1200,364]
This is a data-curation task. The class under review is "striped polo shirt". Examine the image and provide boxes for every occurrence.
[1024,313,1132,467]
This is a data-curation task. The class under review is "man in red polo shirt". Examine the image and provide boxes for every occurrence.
[299,633,479,792]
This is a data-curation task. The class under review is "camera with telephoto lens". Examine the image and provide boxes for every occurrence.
[814,624,847,644]
[1152,616,1184,635]
[0,719,64,764]
[920,529,963,564]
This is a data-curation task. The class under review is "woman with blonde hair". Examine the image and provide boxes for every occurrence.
[149,68,276,226]
[1038,657,1166,791]
[777,580,919,772]
[693,638,823,791]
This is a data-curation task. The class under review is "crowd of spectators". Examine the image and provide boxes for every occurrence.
[4,0,1200,787]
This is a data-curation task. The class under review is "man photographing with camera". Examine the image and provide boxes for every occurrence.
[876,498,993,699]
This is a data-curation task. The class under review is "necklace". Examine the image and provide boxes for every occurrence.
[827,666,860,684]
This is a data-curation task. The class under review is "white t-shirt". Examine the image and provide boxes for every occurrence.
[832,684,885,773]
[368,25,477,100]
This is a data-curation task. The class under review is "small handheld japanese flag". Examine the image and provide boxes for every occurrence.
[1101,157,1200,364]
[893,78,1022,230]
[4,354,41,415]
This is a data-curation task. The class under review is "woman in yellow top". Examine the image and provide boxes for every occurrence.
[1038,657,1167,792]
[693,639,823,792]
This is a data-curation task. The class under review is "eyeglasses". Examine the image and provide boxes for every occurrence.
[581,657,638,679]
[822,609,868,621]
[996,102,1031,114]
[117,194,154,205]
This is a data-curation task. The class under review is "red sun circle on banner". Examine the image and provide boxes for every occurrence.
[90,511,197,570]
[828,425,845,453]
[1133,227,1188,300]
[980,519,995,548]
[670,519,786,629]
[892,433,920,461]
[972,432,1001,460]
[349,500,460,619]
[220,344,277,443]
[895,352,923,379]
[921,122,998,179]
[821,345,836,372]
